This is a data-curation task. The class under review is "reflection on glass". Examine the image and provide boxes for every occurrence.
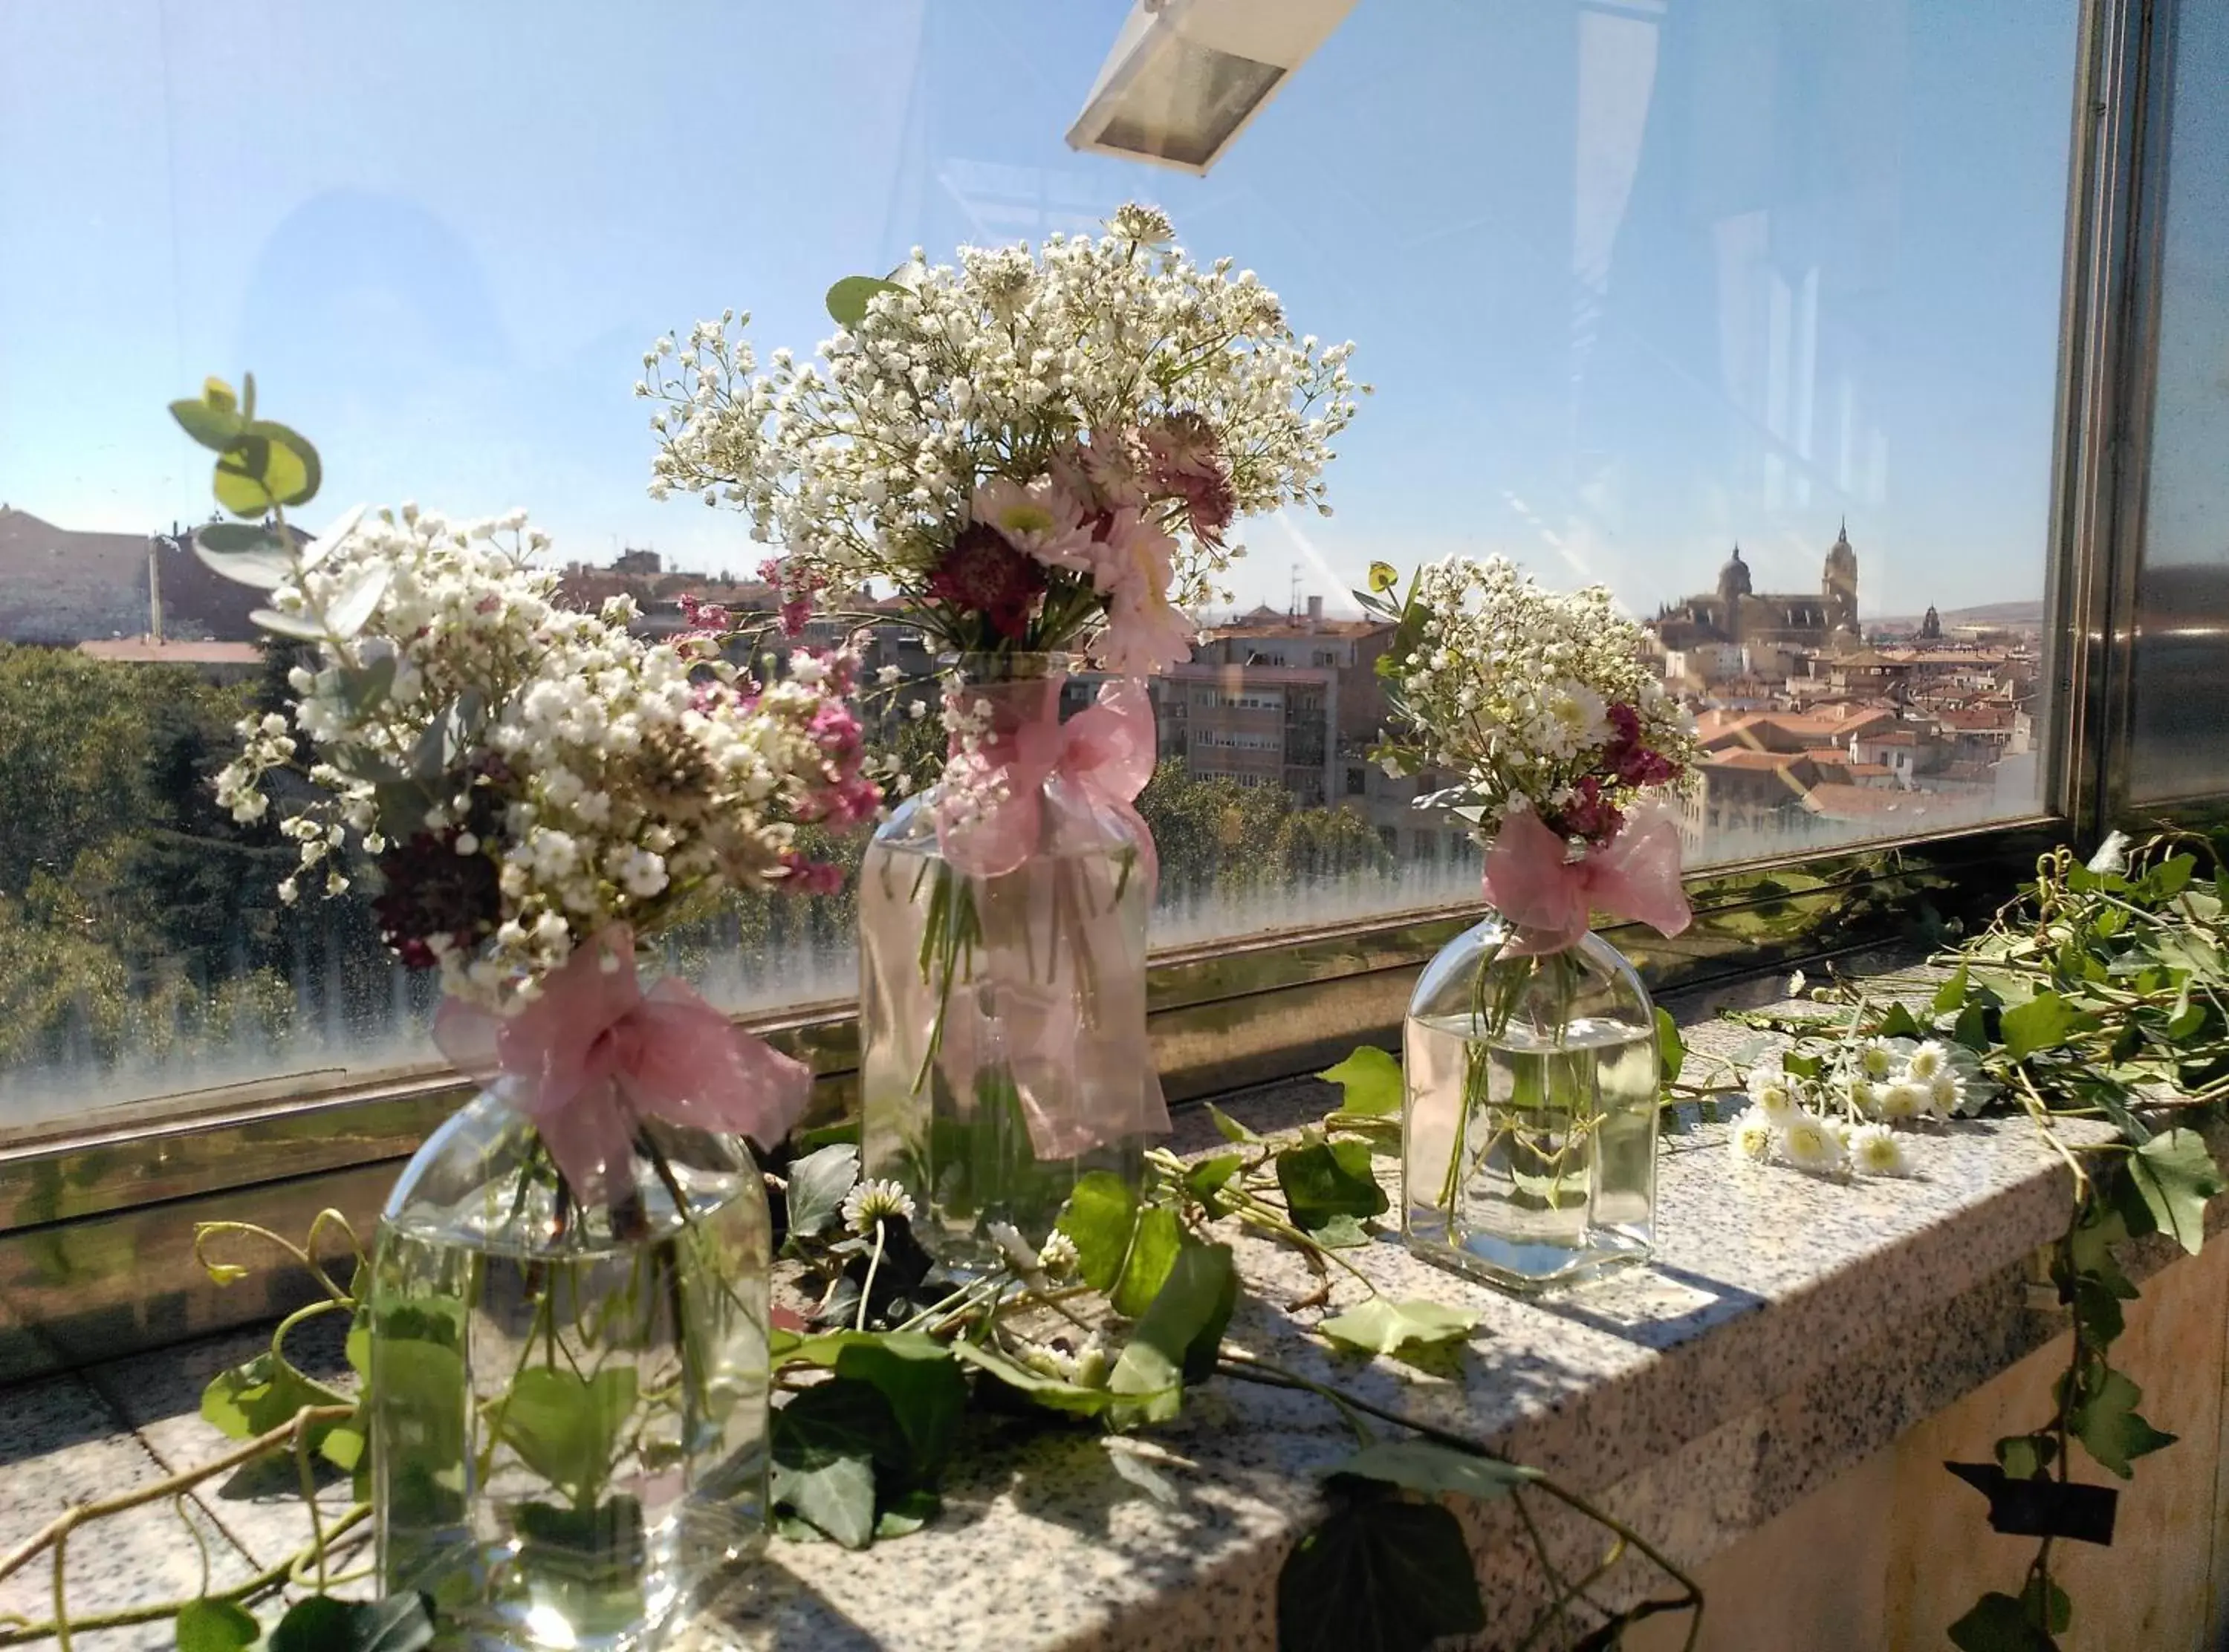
[0,1,2074,1127]
[2127,0,2229,804]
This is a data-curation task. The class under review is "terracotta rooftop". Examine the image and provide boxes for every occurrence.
[1801,784,1943,820]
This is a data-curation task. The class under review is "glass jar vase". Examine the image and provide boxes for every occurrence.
[369,1087,772,1651]
[857,654,1161,1274]
[1400,914,1661,1292]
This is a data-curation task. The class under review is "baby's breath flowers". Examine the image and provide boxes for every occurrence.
[213,505,877,1004]
[1366,556,1700,849]
[643,204,1363,669]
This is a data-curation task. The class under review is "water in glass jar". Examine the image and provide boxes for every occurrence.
[369,1171,768,1651]
[1403,1012,1658,1290]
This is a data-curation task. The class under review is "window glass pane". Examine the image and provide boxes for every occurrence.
[2128,0,2229,804]
[0,1,2073,1129]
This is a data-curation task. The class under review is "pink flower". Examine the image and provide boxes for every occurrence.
[1090,512,1195,674]
[759,556,823,637]
[1556,775,1624,846]
[1069,428,1148,511]
[926,524,1048,638]
[777,849,848,897]
[970,475,1097,573]
[1141,412,1236,543]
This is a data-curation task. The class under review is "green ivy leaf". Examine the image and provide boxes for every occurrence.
[1207,1103,1261,1143]
[1275,1498,1485,1652]
[1933,964,1971,1016]
[1993,1433,2053,1480]
[826,1334,966,1481]
[1317,1047,1402,1118]
[1310,1214,1372,1249]
[1318,1298,1478,1357]
[2070,1206,2139,1299]
[2066,1365,2176,1478]
[875,1487,941,1539]
[176,1596,261,1652]
[1947,1591,2057,1652]
[1112,1206,1184,1318]
[947,1341,1114,1416]
[2000,992,2077,1061]
[1276,1139,1389,1232]
[825,276,906,327]
[2126,1128,2222,1255]
[1328,1439,1539,1503]
[319,1424,366,1473]
[1874,1002,1925,1040]
[770,1380,896,1549]
[1057,1171,1140,1292]
[1953,1001,1993,1051]
[2022,1574,2072,1635]
[200,1353,350,1445]
[269,1594,435,1652]
[1184,1152,1244,1202]
[1109,1241,1236,1425]
[499,1368,638,1497]
[1654,1007,1684,1085]
[785,1143,860,1238]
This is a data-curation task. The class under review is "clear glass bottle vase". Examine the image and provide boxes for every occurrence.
[857,654,1152,1274]
[1400,914,1661,1292]
[368,1085,772,1651]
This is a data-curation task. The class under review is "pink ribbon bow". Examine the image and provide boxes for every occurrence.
[924,672,1169,1158]
[433,927,811,1208]
[1479,804,1693,955]
[933,676,1160,885]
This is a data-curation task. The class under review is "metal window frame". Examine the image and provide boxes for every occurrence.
[0,0,2179,1383]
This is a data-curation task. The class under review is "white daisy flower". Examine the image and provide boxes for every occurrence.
[1747,1069,1802,1125]
[1858,1040,1896,1082]
[840,1178,916,1235]
[1930,1071,1966,1119]
[1875,1079,1929,1122]
[1850,1124,1912,1177]
[1840,1076,1881,1119]
[1779,1113,1848,1174]
[1730,1113,1776,1163]
[1904,1041,1952,1082]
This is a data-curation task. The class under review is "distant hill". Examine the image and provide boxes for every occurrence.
[1869,599,2044,632]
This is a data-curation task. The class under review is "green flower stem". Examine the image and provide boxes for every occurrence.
[294,1423,325,1595]
[857,1219,889,1333]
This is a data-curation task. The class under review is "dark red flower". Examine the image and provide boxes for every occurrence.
[1557,775,1624,846]
[925,523,1047,638]
[373,829,501,970]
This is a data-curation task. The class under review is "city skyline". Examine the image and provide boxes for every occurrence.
[3,1,2077,616]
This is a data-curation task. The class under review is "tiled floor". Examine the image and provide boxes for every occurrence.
[0,1317,367,1650]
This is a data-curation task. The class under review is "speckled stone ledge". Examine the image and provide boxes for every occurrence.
[695,988,2170,1652]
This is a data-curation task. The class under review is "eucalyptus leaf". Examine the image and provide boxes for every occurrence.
[249,606,328,642]
[323,564,391,640]
[169,391,246,452]
[825,276,906,327]
[212,418,322,515]
[1275,1498,1485,1652]
[1317,1046,1401,1118]
[1318,1298,1478,1358]
[302,501,367,569]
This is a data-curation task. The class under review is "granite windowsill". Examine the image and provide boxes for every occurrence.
[0,981,2198,1651]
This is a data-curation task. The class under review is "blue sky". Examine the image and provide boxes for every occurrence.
[0,0,2077,618]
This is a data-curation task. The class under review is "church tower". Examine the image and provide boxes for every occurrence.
[1717,544,1752,645]
[1823,519,1858,631]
